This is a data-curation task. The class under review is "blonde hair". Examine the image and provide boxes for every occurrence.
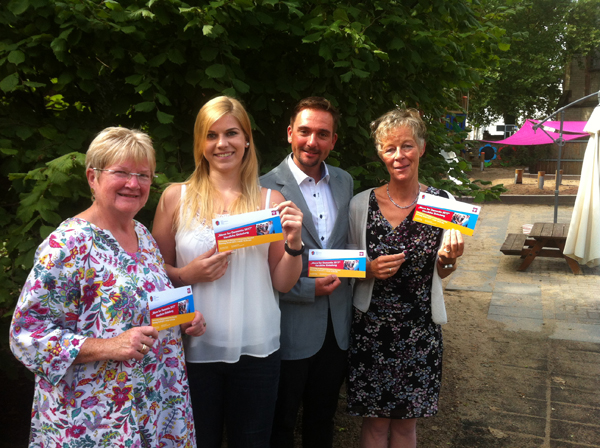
[178,96,261,230]
[86,127,156,174]
[370,108,427,159]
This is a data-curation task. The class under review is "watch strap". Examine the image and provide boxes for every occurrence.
[284,241,305,257]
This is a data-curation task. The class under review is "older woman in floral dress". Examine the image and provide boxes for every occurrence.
[10,127,205,448]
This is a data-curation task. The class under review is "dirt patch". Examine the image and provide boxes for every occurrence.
[468,165,579,195]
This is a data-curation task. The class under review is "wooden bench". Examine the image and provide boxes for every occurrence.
[500,223,583,275]
[500,233,535,256]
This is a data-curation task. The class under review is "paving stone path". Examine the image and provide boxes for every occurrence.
[446,203,600,447]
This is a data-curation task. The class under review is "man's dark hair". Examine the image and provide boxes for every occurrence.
[289,97,340,133]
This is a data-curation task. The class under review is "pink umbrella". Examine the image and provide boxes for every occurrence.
[480,119,588,145]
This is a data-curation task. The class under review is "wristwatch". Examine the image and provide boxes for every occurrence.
[284,241,305,257]
[443,264,454,270]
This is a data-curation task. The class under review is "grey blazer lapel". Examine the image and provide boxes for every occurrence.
[275,161,322,248]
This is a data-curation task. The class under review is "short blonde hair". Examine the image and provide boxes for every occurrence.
[370,108,427,158]
[86,127,156,174]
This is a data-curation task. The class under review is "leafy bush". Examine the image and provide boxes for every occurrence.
[0,0,507,355]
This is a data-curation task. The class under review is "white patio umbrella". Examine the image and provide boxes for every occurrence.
[564,105,600,267]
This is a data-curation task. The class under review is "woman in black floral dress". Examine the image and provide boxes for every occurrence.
[347,109,464,447]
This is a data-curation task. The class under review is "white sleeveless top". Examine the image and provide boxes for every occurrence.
[176,186,280,363]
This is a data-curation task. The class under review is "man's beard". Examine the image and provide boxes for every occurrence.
[297,148,321,168]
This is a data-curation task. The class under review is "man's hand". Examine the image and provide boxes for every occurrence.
[315,275,341,296]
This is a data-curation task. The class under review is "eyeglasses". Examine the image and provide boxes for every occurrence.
[381,145,419,157]
[93,168,156,185]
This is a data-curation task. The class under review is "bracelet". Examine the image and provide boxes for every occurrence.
[178,271,185,286]
[284,241,305,257]
[438,257,455,270]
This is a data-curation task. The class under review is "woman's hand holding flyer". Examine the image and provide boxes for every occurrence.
[413,193,481,236]
[277,200,303,250]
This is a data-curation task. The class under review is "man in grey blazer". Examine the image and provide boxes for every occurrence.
[260,97,353,448]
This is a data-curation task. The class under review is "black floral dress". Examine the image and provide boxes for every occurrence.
[347,187,447,419]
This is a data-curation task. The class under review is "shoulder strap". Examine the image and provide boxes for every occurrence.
[178,184,187,221]
[265,188,272,209]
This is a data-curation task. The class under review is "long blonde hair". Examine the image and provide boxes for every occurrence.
[178,96,261,230]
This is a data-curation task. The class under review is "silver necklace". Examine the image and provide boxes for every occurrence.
[386,184,420,209]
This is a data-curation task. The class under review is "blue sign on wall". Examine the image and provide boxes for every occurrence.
[446,113,467,131]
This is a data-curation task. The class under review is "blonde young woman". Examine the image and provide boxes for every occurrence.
[152,96,304,448]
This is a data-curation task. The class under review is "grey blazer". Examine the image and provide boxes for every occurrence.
[260,157,354,360]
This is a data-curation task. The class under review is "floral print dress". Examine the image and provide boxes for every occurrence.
[347,188,447,419]
[10,218,195,448]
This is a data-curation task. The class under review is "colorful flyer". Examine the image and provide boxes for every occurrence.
[149,285,195,331]
[413,192,481,236]
[308,249,367,278]
[213,208,283,251]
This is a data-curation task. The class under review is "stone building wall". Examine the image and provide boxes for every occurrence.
[561,51,600,121]
[535,50,600,175]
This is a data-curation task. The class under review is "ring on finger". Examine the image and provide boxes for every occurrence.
[140,343,148,354]
[389,267,392,275]
[444,248,450,253]
[203,322,207,327]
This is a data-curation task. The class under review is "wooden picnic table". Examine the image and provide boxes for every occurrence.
[500,222,583,275]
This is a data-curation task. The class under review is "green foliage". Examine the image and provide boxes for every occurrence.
[469,0,600,126]
[564,0,600,58]
[0,0,505,353]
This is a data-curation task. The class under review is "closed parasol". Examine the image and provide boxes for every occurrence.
[564,106,600,267]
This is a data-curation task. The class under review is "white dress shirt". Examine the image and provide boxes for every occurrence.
[287,154,338,248]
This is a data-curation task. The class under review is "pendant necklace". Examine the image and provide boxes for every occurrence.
[387,184,420,209]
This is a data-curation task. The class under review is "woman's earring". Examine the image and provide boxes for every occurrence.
[246,142,250,147]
